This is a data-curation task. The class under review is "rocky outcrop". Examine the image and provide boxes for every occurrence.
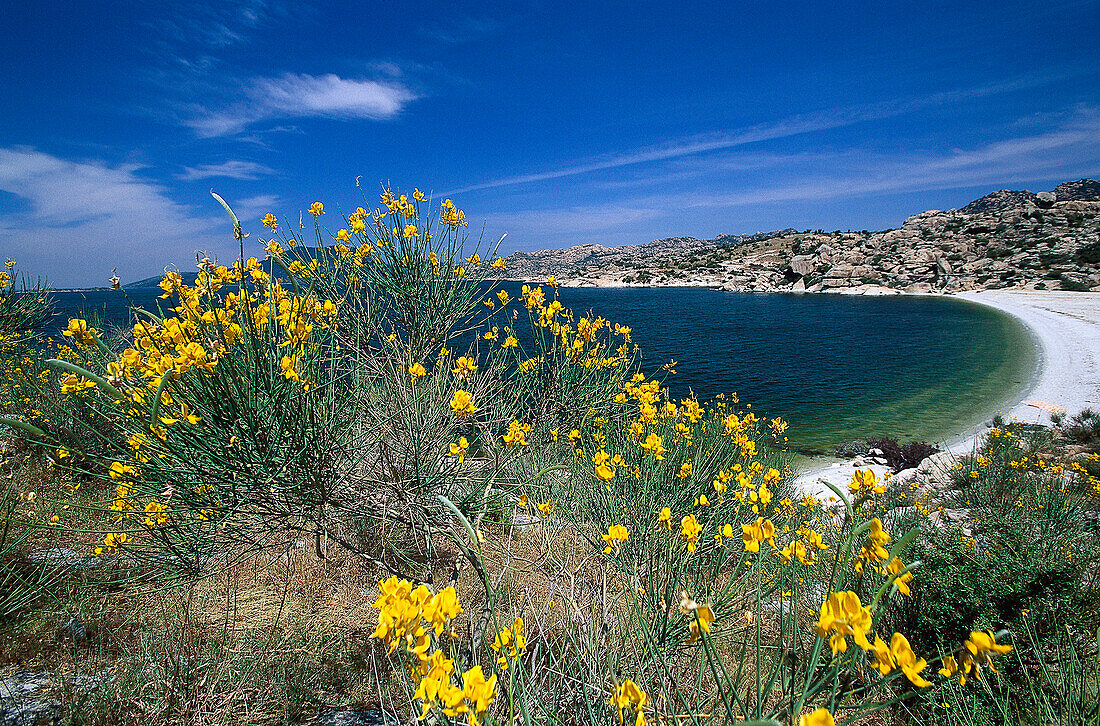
[1053,178,1100,201]
[960,189,1037,215]
[505,179,1100,294]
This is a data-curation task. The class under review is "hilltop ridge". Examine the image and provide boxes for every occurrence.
[505,179,1100,294]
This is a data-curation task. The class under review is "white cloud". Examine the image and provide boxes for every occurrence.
[188,73,418,137]
[177,160,276,180]
[0,148,233,287]
[230,194,282,224]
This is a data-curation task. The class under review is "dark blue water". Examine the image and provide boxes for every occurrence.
[45,285,1035,454]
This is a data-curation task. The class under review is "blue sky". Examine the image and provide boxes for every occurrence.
[1,1,1098,287]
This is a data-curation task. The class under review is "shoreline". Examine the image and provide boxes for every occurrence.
[794,289,1100,492]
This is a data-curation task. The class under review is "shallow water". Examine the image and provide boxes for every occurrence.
[46,286,1035,454]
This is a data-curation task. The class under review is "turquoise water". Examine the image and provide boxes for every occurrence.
[46,286,1036,454]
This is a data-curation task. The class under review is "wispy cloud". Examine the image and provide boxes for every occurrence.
[422,15,502,45]
[177,160,276,181]
[231,194,281,222]
[188,73,419,137]
[483,107,1100,251]
[150,0,299,50]
[0,148,230,287]
[447,75,1085,197]
[693,107,1100,210]
[445,112,865,195]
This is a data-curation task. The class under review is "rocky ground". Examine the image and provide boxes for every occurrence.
[505,179,1100,293]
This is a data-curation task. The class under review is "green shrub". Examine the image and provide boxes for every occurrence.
[887,426,1100,655]
[1060,274,1092,292]
[1060,408,1100,448]
[1075,240,1100,264]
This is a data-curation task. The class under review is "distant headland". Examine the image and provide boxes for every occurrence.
[505,179,1100,294]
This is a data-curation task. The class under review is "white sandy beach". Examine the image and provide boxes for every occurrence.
[795,290,1100,494]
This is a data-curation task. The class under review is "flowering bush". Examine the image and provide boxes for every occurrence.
[0,190,1052,725]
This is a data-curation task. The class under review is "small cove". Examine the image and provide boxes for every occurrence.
[47,285,1036,455]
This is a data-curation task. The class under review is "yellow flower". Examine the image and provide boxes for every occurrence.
[423,586,464,636]
[94,531,131,556]
[610,679,648,726]
[448,437,469,463]
[60,374,96,394]
[678,462,692,479]
[408,362,427,380]
[502,419,531,447]
[490,257,506,269]
[887,557,913,596]
[741,517,774,553]
[450,390,477,419]
[280,355,300,382]
[262,213,278,229]
[462,665,496,719]
[595,463,616,483]
[685,603,715,644]
[640,433,665,460]
[850,468,886,496]
[939,655,962,683]
[502,335,518,349]
[680,514,702,552]
[308,202,324,216]
[799,707,835,726]
[412,652,457,718]
[453,356,477,376]
[815,591,873,654]
[891,632,932,687]
[62,318,97,346]
[537,500,552,517]
[490,617,526,670]
[601,524,629,554]
[869,635,894,675]
[657,507,671,530]
[959,630,1013,681]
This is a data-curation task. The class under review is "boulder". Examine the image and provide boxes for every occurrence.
[1036,191,1057,208]
[788,255,815,277]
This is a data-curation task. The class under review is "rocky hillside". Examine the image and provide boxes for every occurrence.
[505,179,1100,293]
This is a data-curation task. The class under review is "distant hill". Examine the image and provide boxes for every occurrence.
[959,189,1038,215]
[124,246,326,289]
[504,179,1100,293]
[1053,178,1100,201]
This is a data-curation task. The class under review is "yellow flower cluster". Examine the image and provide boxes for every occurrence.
[450,390,477,419]
[814,590,933,687]
[601,524,629,554]
[938,630,1013,685]
[490,617,526,670]
[370,577,495,725]
[610,679,648,726]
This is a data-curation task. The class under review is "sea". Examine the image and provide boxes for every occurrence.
[44,285,1035,455]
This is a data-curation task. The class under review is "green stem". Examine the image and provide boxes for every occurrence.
[0,416,45,437]
[45,359,125,401]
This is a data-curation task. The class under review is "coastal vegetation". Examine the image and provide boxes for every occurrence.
[0,189,1097,726]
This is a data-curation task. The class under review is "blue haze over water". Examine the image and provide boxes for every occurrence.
[47,286,1035,455]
